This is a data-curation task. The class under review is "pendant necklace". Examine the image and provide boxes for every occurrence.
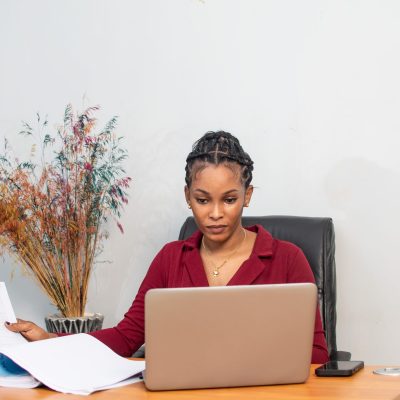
[202,228,247,277]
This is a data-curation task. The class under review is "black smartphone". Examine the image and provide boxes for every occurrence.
[315,361,364,377]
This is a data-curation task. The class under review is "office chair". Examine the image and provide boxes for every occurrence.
[178,215,350,361]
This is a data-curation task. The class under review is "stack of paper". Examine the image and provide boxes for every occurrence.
[0,354,40,388]
[0,282,145,395]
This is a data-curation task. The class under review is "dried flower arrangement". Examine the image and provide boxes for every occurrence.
[0,105,131,317]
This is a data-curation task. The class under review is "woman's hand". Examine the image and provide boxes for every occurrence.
[4,318,57,341]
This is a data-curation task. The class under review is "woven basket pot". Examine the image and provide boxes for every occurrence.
[44,313,104,334]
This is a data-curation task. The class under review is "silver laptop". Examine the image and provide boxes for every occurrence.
[144,283,317,391]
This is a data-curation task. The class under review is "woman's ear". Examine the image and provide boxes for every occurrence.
[244,185,253,207]
[184,186,191,208]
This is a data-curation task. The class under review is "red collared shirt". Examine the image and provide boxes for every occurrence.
[90,225,329,363]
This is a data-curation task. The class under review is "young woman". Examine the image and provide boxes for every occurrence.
[6,131,329,363]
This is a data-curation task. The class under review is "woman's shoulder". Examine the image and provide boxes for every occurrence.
[248,224,302,257]
[251,224,313,279]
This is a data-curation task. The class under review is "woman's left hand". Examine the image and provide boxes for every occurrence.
[5,318,57,341]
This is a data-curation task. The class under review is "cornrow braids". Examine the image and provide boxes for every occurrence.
[185,131,254,188]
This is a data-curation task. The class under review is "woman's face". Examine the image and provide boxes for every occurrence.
[185,163,253,244]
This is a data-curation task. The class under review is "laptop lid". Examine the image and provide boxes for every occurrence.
[144,283,317,391]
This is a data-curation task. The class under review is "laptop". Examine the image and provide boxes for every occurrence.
[143,283,317,391]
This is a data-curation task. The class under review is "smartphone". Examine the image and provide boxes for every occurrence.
[315,361,364,377]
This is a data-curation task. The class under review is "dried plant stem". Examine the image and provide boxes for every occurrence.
[0,105,131,317]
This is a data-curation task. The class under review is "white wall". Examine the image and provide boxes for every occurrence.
[0,0,399,364]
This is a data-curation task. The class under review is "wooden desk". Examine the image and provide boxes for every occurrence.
[0,365,399,400]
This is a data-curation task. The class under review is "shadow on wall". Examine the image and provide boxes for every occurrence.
[324,157,400,240]
[324,157,400,336]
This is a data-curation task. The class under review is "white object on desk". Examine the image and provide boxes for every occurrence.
[0,331,145,395]
[373,367,400,376]
[0,282,145,395]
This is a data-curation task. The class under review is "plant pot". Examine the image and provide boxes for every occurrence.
[45,313,104,334]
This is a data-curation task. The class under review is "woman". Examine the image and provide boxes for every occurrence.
[6,131,329,363]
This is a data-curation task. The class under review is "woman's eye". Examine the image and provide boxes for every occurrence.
[196,198,208,204]
[225,197,237,204]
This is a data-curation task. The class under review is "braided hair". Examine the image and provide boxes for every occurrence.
[185,131,254,188]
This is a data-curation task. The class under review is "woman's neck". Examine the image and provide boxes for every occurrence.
[202,227,246,255]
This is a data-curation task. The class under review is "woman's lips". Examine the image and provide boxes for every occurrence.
[206,225,227,234]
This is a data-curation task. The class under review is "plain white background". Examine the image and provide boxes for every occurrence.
[0,0,399,364]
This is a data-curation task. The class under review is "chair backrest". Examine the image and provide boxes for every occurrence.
[178,215,337,358]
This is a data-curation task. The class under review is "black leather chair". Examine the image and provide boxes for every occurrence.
[178,215,350,361]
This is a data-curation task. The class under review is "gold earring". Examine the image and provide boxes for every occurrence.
[188,204,191,209]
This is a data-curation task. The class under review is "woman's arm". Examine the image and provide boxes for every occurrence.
[89,244,169,356]
[5,244,171,356]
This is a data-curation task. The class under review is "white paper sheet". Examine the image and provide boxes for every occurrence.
[0,282,145,394]
[0,333,145,395]
[0,282,26,346]
[0,282,40,388]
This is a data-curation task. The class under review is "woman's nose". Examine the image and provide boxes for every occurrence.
[209,203,223,220]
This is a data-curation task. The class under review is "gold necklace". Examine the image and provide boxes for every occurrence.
[202,228,247,277]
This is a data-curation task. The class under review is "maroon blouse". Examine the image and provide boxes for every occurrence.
[89,225,329,364]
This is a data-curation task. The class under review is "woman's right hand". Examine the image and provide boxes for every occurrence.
[4,318,57,341]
